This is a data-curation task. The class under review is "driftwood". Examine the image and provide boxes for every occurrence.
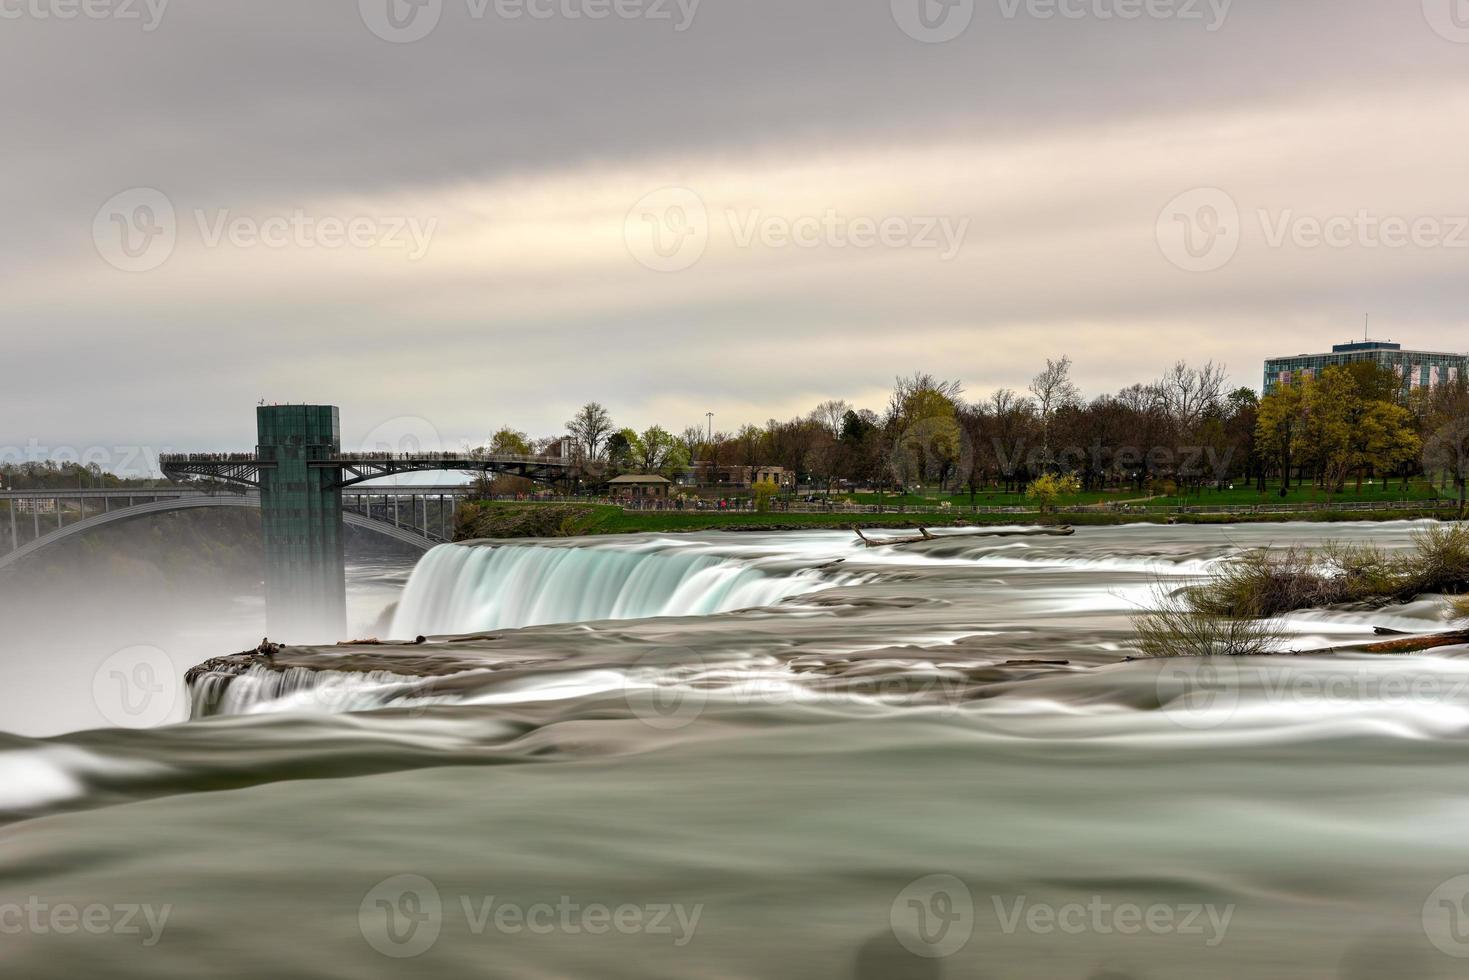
[853,526,1075,548]
[854,528,936,548]
[1356,630,1469,654]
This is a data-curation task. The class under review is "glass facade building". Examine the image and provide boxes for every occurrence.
[1263,341,1467,395]
[256,405,346,639]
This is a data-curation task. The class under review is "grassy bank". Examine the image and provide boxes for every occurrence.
[845,480,1442,510]
[452,501,1456,539]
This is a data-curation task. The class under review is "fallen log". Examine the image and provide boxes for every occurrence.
[853,525,1075,547]
[854,527,936,548]
[1358,629,1469,654]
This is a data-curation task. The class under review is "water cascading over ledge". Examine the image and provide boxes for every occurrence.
[389,541,837,637]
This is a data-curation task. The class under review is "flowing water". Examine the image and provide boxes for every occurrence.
[4,522,1469,978]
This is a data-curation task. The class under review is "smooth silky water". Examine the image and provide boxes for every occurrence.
[3,522,1468,978]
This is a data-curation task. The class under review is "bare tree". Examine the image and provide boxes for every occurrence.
[1029,356,1080,466]
[1423,380,1469,517]
[566,402,613,460]
[1158,361,1228,433]
[809,399,852,438]
[679,426,705,469]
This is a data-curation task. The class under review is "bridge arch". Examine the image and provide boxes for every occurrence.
[0,494,437,572]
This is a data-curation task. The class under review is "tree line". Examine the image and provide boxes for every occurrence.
[482,355,1462,506]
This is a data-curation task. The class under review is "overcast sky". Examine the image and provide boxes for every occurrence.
[3,0,1468,468]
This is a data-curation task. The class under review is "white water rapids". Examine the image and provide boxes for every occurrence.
[7,521,1469,979]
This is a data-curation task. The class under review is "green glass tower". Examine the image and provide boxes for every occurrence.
[256,405,346,639]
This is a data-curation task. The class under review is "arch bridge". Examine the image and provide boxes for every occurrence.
[7,404,577,639]
[0,485,482,572]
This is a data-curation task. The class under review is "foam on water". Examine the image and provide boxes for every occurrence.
[0,746,166,810]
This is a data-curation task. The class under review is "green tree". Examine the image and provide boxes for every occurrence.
[752,477,780,513]
[605,430,636,472]
[1302,367,1357,501]
[489,427,532,456]
[1026,472,1081,514]
[1355,398,1419,492]
[1256,380,1307,498]
[635,425,679,474]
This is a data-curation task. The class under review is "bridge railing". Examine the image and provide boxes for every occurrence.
[324,452,571,465]
[159,453,265,463]
[160,452,573,466]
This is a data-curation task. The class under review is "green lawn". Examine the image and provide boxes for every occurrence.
[1151,481,1441,507]
[840,481,1443,510]
[456,501,1458,539]
[844,489,1125,508]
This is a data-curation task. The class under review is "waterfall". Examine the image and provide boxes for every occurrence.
[390,541,835,637]
[190,665,454,717]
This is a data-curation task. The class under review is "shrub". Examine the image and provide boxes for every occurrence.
[752,478,780,514]
[1026,473,1081,514]
[1185,524,1469,619]
[1136,523,1469,656]
[1134,585,1284,658]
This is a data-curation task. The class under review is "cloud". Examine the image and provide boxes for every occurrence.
[2,0,1467,457]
